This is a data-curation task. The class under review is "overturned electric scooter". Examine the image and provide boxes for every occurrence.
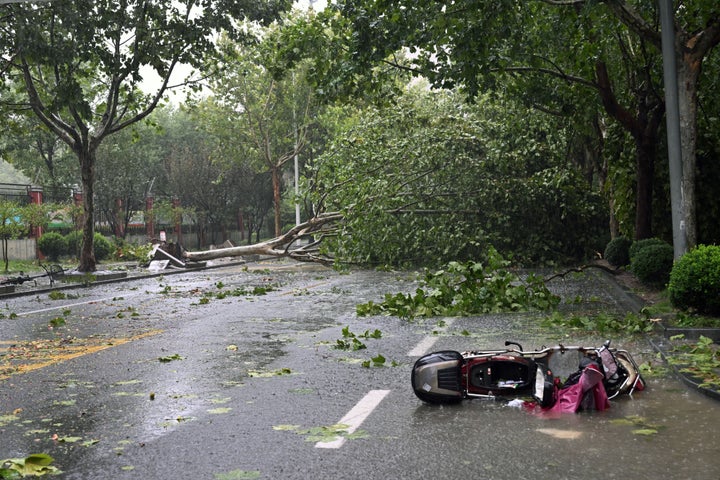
[411,340,645,409]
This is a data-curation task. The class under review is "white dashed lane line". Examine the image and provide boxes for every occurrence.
[315,389,391,449]
[315,318,456,450]
[406,317,455,357]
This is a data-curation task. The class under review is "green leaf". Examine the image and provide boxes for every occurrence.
[0,453,61,477]
[214,470,261,480]
[158,354,183,362]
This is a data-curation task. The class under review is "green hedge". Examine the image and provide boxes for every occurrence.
[37,232,67,261]
[604,236,632,267]
[42,231,113,262]
[668,245,720,315]
[629,238,669,263]
[630,243,674,287]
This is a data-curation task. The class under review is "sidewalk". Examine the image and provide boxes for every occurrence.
[599,268,720,401]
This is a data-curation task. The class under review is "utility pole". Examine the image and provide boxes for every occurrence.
[659,0,687,259]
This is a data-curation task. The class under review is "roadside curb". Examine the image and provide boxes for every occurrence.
[597,269,720,401]
[648,336,720,402]
[595,268,647,313]
[0,259,248,300]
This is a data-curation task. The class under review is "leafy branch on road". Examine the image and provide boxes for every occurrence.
[540,311,654,335]
[331,327,397,367]
[192,283,279,305]
[333,326,382,351]
[356,249,560,320]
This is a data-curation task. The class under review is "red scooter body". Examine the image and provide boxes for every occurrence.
[412,349,555,407]
[411,341,643,408]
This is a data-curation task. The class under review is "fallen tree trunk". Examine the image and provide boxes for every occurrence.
[182,212,343,265]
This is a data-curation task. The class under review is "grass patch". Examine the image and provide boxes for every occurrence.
[642,296,720,328]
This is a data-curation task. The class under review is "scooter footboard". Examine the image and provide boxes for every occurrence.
[412,351,464,404]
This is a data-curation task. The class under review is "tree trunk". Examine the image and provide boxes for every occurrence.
[272,166,282,237]
[184,212,342,264]
[594,61,663,241]
[78,147,97,272]
[633,139,655,240]
[676,58,700,249]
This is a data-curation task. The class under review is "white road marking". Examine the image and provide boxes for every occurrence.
[406,317,454,357]
[315,389,391,449]
[17,294,141,317]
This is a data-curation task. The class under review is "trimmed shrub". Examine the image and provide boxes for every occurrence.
[604,236,632,267]
[629,238,669,263]
[630,243,675,287]
[38,232,67,261]
[668,245,720,315]
[64,231,112,262]
[93,233,112,261]
[65,230,83,258]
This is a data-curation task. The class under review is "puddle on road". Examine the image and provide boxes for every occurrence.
[408,372,720,478]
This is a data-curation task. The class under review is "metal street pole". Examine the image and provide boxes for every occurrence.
[292,72,301,227]
[659,0,687,259]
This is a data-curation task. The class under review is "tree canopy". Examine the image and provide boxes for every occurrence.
[310,85,606,266]
[1,2,719,270]
[273,0,720,254]
[1,0,291,271]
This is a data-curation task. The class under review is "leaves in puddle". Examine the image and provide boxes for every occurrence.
[305,424,368,442]
[113,391,145,397]
[114,379,142,386]
[288,388,314,395]
[248,367,292,378]
[273,423,367,442]
[611,415,662,436]
[214,470,261,480]
[0,414,20,427]
[221,380,245,388]
[272,425,300,431]
[207,407,232,415]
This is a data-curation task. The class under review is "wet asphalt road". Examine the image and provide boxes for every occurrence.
[1,260,719,479]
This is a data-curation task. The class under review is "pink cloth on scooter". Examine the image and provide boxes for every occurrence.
[548,364,610,414]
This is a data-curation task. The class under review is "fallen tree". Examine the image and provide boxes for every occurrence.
[181,212,343,265]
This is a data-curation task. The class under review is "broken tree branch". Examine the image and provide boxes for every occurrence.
[543,263,621,282]
[182,212,343,264]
